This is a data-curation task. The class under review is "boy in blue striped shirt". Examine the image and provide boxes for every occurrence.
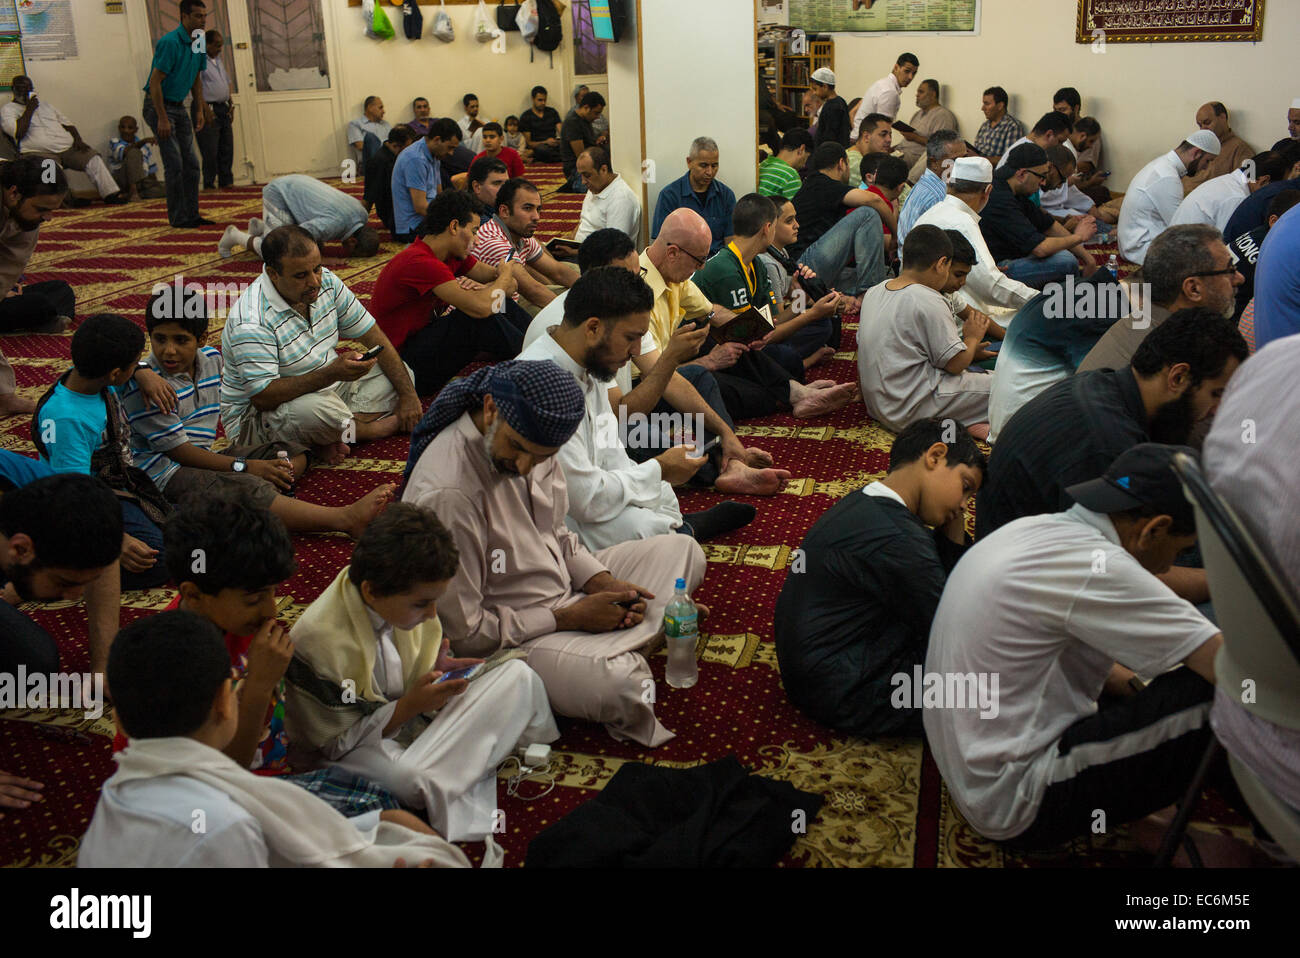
[122,284,395,538]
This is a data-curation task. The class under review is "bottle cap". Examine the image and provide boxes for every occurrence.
[675,577,686,589]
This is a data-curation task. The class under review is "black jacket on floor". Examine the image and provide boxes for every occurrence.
[525,756,822,868]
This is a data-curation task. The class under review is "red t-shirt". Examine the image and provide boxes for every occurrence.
[370,241,479,351]
[867,185,897,236]
[474,146,525,179]
[112,596,290,775]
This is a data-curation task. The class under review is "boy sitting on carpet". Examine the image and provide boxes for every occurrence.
[81,610,467,867]
[774,418,984,738]
[31,313,170,591]
[122,284,395,537]
[284,502,558,843]
[855,225,994,436]
[940,230,1006,364]
[110,498,403,822]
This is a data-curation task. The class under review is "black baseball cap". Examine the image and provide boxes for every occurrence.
[1066,444,1197,526]
[996,142,1048,180]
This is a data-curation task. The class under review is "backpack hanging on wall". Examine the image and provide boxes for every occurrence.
[531,0,563,63]
[498,1,522,31]
[402,0,424,40]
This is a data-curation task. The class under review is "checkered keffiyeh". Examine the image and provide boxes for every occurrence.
[404,360,586,481]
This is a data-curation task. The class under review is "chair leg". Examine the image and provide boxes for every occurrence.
[1153,737,1221,868]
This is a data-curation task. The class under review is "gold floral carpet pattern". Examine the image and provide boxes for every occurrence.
[0,169,1245,868]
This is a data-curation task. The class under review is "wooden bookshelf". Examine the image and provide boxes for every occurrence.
[776,37,833,117]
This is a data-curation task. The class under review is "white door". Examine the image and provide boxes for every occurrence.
[226,0,344,180]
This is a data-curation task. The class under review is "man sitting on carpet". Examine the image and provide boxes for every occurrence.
[218,174,380,261]
[363,124,417,239]
[469,178,576,311]
[390,118,462,244]
[80,610,466,868]
[108,115,165,202]
[856,225,993,435]
[370,190,528,397]
[0,157,76,345]
[758,129,813,201]
[1117,129,1220,266]
[775,418,983,738]
[898,130,966,249]
[347,95,391,167]
[285,502,558,843]
[220,225,420,465]
[402,359,707,748]
[519,266,758,548]
[2,75,128,206]
[642,208,860,422]
[925,444,1226,850]
[757,197,845,370]
[651,137,737,257]
[523,228,788,496]
[574,147,643,246]
[517,86,563,164]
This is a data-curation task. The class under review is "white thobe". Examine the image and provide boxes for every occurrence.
[519,331,683,550]
[1117,150,1188,265]
[1170,169,1251,233]
[522,290,656,400]
[307,609,557,843]
[913,195,1036,316]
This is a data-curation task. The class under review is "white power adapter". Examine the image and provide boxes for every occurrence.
[519,743,552,767]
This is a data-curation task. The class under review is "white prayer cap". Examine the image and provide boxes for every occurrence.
[811,67,836,87]
[1291,97,1300,110]
[1185,129,1221,155]
[951,156,993,184]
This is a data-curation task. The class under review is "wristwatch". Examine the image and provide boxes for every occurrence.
[231,458,248,473]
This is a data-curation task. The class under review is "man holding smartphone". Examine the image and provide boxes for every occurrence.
[220,225,421,466]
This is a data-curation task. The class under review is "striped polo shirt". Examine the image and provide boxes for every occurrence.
[219,269,375,438]
[122,345,223,491]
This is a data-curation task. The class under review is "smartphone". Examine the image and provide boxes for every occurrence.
[359,344,384,360]
[435,663,484,684]
[688,436,721,459]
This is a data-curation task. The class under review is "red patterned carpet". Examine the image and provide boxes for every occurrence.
[0,168,1256,868]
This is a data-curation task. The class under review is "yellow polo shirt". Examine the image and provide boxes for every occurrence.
[639,249,713,351]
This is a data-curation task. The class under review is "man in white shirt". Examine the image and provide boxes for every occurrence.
[574,146,642,246]
[519,268,757,548]
[913,156,1037,317]
[1117,130,1220,265]
[523,228,790,498]
[851,53,918,139]
[925,443,1224,848]
[196,30,234,189]
[1170,150,1281,234]
[1,75,125,204]
[458,93,486,154]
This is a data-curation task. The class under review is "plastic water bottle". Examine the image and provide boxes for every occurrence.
[1107,253,1119,277]
[663,577,699,689]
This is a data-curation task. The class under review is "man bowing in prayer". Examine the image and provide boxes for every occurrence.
[402,361,707,747]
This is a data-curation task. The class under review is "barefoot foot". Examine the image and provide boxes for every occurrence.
[803,346,837,369]
[714,458,792,496]
[791,381,860,419]
[341,483,397,538]
[314,441,350,465]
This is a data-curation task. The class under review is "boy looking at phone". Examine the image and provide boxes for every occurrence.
[285,503,558,842]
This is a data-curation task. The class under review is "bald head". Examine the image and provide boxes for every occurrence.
[650,208,712,282]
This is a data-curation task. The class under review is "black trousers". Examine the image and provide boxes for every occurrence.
[531,144,563,163]
[784,314,841,361]
[624,363,733,486]
[1008,669,1230,849]
[0,600,59,675]
[400,301,533,397]
[0,281,76,333]
[196,100,234,188]
[710,345,797,421]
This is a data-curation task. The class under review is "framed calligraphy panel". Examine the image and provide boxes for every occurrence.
[1077,0,1264,43]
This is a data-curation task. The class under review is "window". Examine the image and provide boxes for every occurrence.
[245,0,328,92]
[144,0,237,94]
[571,1,607,77]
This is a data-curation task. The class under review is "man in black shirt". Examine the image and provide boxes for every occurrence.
[518,85,563,163]
[560,92,604,192]
[980,142,1097,289]
[1228,189,1300,318]
[809,67,850,149]
[789,142,889,300]
[775,418,984,738]
[363,125,416,238]
[977,307,1247,540]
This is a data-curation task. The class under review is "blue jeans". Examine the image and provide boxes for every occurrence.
[798,206,888,296]
[998,250,1078,290]
[120,499,170,591]
[142,97,200,226]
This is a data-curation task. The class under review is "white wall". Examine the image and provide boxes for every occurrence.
[605,8,645,241]
[641,0,757,219]
[818,0,1300,186]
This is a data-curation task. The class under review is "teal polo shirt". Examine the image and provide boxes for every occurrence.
[144,24,206,103]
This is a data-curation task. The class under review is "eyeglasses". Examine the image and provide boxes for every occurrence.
[1189,266,1240,278]
[1024,168,1050,182]
[670,244,707,268]
[639,267,648,277]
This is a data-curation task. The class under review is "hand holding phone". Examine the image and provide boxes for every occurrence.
[434,663,485,684]
[359,344,385,361]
